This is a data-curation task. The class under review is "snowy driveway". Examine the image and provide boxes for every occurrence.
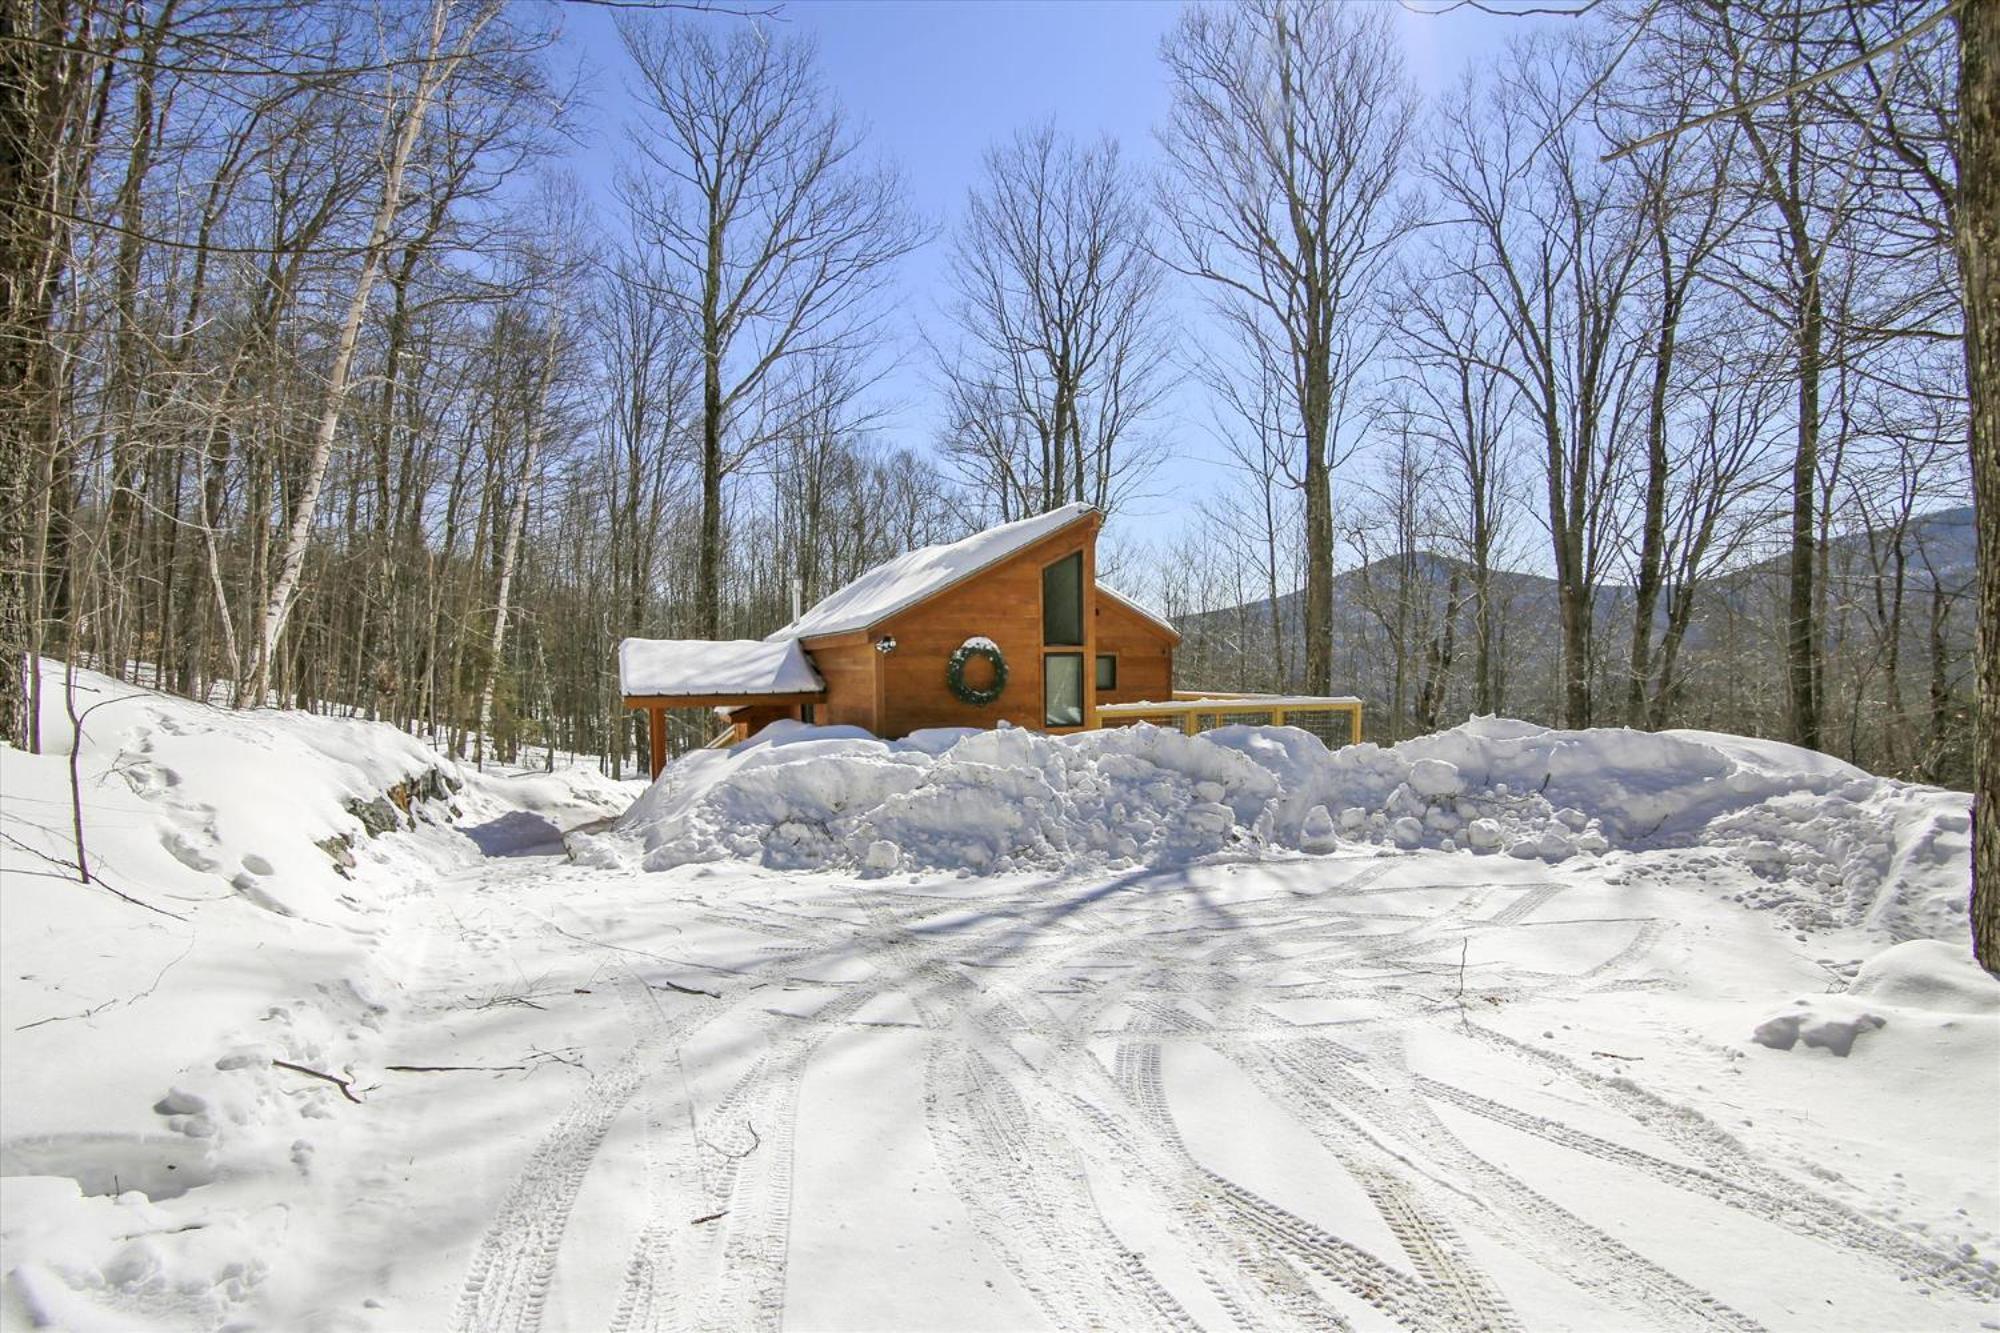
[312,846,1997,1332]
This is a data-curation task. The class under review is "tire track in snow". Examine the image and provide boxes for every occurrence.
[1164,912,1522,1333]
[451,977,715,1333]
[1212,1039,1518,1333]
[1481,883,1566,927]
[1116,1040,1449,1330]
[1452,1025,1998,1299]
[608,1004,813,1333]
[926,1043,1199,1331]
[845,892,1286,1330]
[1267,1035,1765,1332]
[607,1063,700,1333]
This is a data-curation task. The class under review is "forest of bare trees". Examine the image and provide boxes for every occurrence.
[1150,2,1981,789]
[0,0,1987,930]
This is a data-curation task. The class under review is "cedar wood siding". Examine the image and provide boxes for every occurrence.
[805,636,882,733]
[812,517,1101,737]
[1094,593,1175,706]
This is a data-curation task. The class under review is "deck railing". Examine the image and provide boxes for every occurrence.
[695,695,1365,754]
[1094,691,1363,745]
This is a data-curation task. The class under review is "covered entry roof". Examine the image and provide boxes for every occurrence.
[767,502,1097,641]
[618,637,824,701]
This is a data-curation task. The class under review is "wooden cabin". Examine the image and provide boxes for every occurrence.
[620,503,1180,776]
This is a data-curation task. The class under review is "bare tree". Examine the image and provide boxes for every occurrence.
[249,0,506,703]
[936,123,1171,517]
[618,17,922,638]
[475,232,580,765]
[1397,272,1521,716]
[1158,0,1417,697]
[1425,38,1648,728]
[1,0,118,746]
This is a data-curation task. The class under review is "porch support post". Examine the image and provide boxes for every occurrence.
[649,706,667,779]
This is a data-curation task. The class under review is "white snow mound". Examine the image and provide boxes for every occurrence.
[594,717,1972,940]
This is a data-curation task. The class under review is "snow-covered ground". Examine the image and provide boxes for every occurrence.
[4,666,1997,1331]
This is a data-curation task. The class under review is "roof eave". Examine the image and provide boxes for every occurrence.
[836,507,1103,640]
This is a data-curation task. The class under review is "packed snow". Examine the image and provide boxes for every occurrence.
[616,637,824,697]
[4,667,1997,1331]
[767,501,1095,639]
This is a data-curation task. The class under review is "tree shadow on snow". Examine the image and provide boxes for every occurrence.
[462,810,565,857]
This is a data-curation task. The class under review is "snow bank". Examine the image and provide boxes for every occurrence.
[588,717,1972,940]
[0,664,635,1328]
[1752,939,1998,1059]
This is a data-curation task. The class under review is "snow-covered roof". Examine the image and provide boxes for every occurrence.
[1097,582,1179,640]
[767,502,1099,642]
[619,637,824,698]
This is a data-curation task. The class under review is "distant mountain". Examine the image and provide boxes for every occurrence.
[1180,506,1976,649]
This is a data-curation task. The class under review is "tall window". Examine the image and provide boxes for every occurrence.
[1045,654,1084,726]
[1043,552,1083,645]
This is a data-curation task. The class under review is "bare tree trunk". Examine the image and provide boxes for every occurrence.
[1960,0,1999,974]
[476,309,562,765]
[249,0,497,703]
[1629,246,1679,725]
[1788,283,1824,749]
[0,0,99,747]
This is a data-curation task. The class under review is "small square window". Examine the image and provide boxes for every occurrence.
[1095,654,1116,691]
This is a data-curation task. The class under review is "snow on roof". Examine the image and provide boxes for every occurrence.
[619,637,824,698]
[1097,582,1179,639]
[767,502,1098,642]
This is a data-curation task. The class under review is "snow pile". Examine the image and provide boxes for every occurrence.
[572,721,1278,874]
[588,717,1971,939]
[0,664,634,1329]
[1753,939,2000,1059]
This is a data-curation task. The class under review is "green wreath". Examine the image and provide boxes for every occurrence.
[947,638,1008,706]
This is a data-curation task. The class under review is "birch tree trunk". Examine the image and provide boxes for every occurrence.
[248,0,497,704]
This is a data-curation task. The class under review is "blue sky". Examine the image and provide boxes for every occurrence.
[547,0,1539,540]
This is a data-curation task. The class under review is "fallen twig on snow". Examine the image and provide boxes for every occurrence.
[385,1063,527,1073]
[473,994,547,1011]
[0,830,187,921]
[650,978,722,999]
[1589,1050,1643,1061]
[14,999,116,1031]
[272,1058,364,1103]
[526,1046,585,1071]
[691,1210,730,1225]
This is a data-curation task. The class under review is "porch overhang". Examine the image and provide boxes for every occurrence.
[619,637,827,776]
